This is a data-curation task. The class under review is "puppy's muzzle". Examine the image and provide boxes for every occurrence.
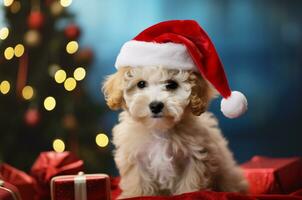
[149,101,164,116]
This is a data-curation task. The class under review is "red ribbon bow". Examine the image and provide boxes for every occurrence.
[0,151,84,200]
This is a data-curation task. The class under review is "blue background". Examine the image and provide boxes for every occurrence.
[68,0,302,166]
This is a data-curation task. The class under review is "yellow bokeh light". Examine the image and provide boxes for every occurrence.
[0,27,9,40]
[4,47,14,60]
[54,69,67,84]
[14,44,25,57]
[60,0,72,7]
[0,80,10,94]
[64,77,77,91]
[66,41,78,54]
[3,0,14,7]
[53,139,65,153]
[22,86,34,100]
[73,67,86,81]
[44,96,56,111]
[95,133,109,148]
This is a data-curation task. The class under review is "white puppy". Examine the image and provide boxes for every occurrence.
[103,66,248,199]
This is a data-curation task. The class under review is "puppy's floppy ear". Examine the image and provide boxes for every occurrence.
[188,72,217,116]
[102,67,129,110]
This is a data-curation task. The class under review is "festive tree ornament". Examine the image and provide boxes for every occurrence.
[74,47,93,64]
[27,11,45,29]
[115,20,248,118]
[24,30,41,47]
[64,24,81,40]
[24,108,40,127]
[50,1,64,17]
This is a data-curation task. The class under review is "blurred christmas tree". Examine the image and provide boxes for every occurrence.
[0,0,113,173]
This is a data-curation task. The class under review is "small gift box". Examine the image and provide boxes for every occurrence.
[51,172,111,200]
[0,179,22,200]
[0,163,38,200]
[31,151,84,199]
[241,156,302,195]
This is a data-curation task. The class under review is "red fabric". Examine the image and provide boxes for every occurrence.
[133,20,231,98]
[0,163,38,200]
[291,189,302,196]
[30,151,84,199]
[110,177,302,200]
[0,181,21,200]
[51,173,110,200]
[110,177,121,200]
[241,156,302,194]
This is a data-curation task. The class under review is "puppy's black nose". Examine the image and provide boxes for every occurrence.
[149,101,164,114]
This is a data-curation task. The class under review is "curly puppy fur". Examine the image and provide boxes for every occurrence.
[102,66,248,199]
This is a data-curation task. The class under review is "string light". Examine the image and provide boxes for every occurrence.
[66,41,78,54]
[3,0,14,7]
[4,47,14,60]
[22,86,34,100]
[60,0,72,7]
[44,96,56,111]
[64,77,77,91]
[53,139,65,152]
[95,133,109,148]
[0,27,9,40]
[0,80,10,94]
[54,69,67,84]
[14,44,25,57]
[73,67,86,81]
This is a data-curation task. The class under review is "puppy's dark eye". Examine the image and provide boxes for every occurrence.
[137,80,147,89]
[166,80,178,90]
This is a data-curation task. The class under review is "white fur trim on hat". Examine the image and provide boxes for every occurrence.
[115,40,197,71]
[220,91,248,119]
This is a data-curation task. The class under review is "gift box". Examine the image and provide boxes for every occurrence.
[0,163,38,200]
[0,179,22,200]
[31,151,84,199]
[241,156,302,195]
[51,172,111,200]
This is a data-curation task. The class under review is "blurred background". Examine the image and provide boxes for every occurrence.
[0,0,301,176]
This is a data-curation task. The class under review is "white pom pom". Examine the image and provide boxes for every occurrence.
[220,91,248,119]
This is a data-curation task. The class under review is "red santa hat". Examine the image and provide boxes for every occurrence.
[115,20,247,118]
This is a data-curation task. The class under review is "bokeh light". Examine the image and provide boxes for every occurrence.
[64,77,77,91]
[22,86,34,100]
[54,69,67,84]
[95,133,109,148]
[52,139,65,152]
[44,96,56,111]
[3,0,13,7]
[0,80,10,94]
[0,27,9,40]
[60,0,72,7]
[73,67,86,81]
[10,1,20,13]
[4,47,14,60]
[48,64,60,77]
[14,44,25,57]
[66,41,78,54]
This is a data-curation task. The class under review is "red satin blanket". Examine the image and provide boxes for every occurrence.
[110,178,302,200]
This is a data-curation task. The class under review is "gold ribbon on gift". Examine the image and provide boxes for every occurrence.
[0,179,22,200]
[74,172,87,200]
